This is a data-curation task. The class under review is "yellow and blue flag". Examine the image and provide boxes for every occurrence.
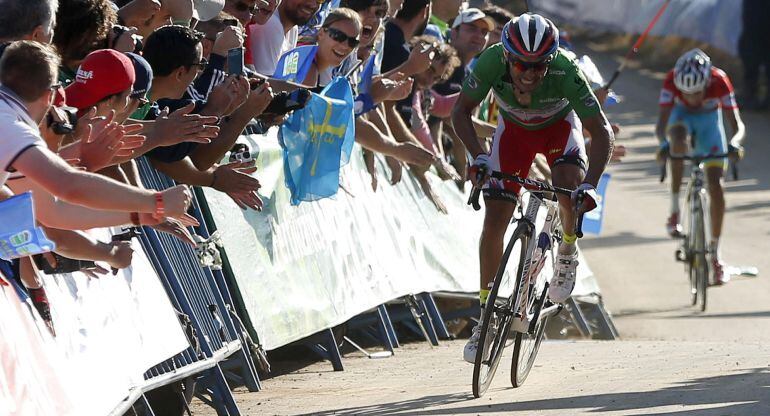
[279,77,356,205]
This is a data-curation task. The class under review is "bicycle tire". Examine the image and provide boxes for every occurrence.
[511,250,550,387]
[472,225,530,398]
[694,192,708,311]
[685,202,698,306]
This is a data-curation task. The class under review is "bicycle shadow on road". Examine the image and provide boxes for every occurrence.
[303,368,770,416]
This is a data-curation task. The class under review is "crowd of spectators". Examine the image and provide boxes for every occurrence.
[0,0,620,340]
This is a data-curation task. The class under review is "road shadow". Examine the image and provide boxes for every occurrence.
[304,368,770,416]
[580,231,670,250]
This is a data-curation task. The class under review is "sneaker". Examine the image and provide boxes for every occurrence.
[666,213,683,238]
[463,311,496,364]
[549,252,579,303]
[711,257,730,285]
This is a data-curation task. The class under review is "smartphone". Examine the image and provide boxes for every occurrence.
[227,47,244,76]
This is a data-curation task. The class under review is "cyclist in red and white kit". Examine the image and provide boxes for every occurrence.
[655,48,746,284]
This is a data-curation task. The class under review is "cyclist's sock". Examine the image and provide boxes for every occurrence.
[671,192,680,214]
[710,239,720,258]
[558,236,577,255]
[479,289,490,306]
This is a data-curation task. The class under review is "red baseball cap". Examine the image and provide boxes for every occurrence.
[65,49,136,111]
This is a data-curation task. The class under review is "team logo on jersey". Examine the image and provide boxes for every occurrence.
[550,70,566,75]
[468,77,479,90]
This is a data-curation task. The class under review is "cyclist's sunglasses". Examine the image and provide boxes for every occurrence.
[507,54,552,72]
[323,27,360,48]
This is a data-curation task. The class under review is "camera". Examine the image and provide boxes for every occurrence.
[263,88,311,116]
[46,106,78,135]
[228,143,254,164]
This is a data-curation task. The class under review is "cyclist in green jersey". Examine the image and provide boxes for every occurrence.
[451,13,615,363]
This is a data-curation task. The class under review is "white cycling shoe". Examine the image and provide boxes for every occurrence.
[463,310,496,364]
[548,252,579,303]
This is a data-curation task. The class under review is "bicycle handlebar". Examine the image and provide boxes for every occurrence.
[658,152,738,182]
[466,171,587,237]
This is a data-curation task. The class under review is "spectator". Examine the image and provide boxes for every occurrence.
[481,4,514,46]
[0,41,192,220]
[142,25,270,209]
[407,35,460,154]
[425,0,461,42]
[433,8,493,96]
[188,13,243,100]
[223,0,262,26]
[0,0,58,47]
[281,8,362,88]
[64,49,136,119]
[248,0,320,75]
[53,0,118,84]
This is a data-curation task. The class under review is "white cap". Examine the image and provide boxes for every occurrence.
[193,0,225,22]
[452,8,496,32]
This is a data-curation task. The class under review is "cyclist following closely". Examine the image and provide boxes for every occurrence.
[451,13,615,363]
[656,48,746,285]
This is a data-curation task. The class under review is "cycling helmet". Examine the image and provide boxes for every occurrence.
[673,48,712,94]
[501,13,559,60]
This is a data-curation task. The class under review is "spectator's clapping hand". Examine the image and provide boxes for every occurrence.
[149,217,198,246]
[78,111,147,170]
[385,156,403,185]
[153,103,220,146]
[403,42,433,76]
[81,263,110,279]
[160,185,193,217]
[212,26,244,57]
[369,74,412,103]
[610,144,627,163]
[118,0,161,28]
[109,26,142,53]
[212,161,264,210]
[105,240,134,270]
[393,142,433,167]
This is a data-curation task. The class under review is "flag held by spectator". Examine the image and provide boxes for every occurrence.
[273,45,318,83]
[0,192,55,260]
[279,77,355,205]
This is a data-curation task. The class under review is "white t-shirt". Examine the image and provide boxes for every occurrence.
[0,86,44,188]
[249,12,299,76]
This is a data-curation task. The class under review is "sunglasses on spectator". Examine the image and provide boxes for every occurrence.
[323,27,359,48]
[234,1,258,14]
[507,55,552,72]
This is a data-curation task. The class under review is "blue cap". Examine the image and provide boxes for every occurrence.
[125,52,153,98]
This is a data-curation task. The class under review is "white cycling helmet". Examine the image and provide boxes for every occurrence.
[673,48,712,94]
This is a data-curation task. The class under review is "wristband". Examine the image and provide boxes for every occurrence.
[130,212,141,226]
[153,193,165,218]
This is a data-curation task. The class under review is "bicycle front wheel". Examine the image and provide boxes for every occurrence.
[511,255,550,387]
[693,193,708,312]
[472,225,530,398]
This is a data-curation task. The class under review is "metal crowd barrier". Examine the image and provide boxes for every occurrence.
[121,157,262,416]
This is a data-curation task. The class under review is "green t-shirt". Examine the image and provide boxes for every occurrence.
[462,44,601,129]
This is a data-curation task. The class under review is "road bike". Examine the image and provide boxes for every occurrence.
[467,172,587,397]
[661,152,729,312]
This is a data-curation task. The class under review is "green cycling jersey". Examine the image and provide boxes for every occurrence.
[462,44,601,130]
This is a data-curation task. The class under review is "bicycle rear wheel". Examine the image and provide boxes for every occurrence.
[472,226,529,398]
